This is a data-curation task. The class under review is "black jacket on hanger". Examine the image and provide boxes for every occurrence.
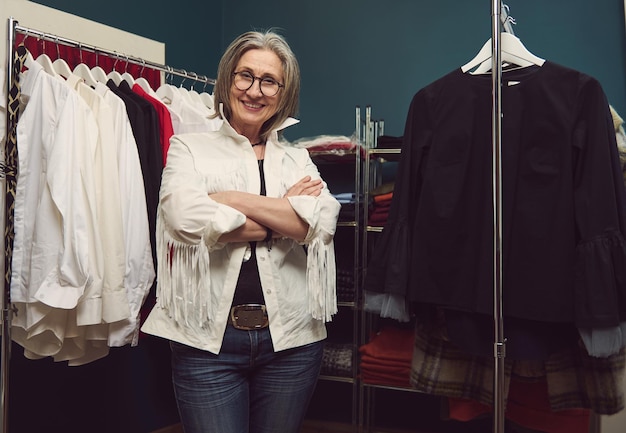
[364,62,626,329]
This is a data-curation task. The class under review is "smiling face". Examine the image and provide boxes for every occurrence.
[229,48,284,140]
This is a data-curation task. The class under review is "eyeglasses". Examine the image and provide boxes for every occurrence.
[233,71,284,97]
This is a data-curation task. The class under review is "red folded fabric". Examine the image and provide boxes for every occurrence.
[447,378,591,433]
[373,192,393,203]
[359,326,414,363]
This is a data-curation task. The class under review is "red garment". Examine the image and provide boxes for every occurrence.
[359,326,414,363]
[360,369,412,388]
[368,210,390,225]
[133,84,174,166]
[373,192,393,203]
[447,378,591,433]
[359,326,415,388]
[15,34,161,90]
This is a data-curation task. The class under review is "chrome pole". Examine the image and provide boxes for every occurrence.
[491,2,506,433]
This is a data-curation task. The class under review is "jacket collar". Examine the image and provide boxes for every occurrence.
[217,103,299,144]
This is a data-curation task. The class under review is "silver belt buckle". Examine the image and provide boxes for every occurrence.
[230,304,268,330]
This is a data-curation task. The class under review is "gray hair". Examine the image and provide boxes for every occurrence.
[213,29,300,141]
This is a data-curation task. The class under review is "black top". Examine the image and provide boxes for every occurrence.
[232,159,266,306]
[363,62,626,328]
[107,80,163,305]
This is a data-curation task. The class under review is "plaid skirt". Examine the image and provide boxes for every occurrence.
[410,311,626,415]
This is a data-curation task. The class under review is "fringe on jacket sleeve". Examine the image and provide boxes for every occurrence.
[306,236,338,322]
[154,214,212,328]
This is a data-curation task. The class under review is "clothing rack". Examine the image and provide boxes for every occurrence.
[1,17,216,433]
[490,2,506,433]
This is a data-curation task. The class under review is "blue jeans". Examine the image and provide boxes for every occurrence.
[170,324,324,433]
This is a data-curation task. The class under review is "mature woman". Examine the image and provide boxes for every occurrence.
[141,29,341,433]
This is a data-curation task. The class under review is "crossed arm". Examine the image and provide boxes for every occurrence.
[210,176,323,243]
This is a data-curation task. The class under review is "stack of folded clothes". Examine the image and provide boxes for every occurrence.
[359,325,414,388]
[368,182,394,227]
[336,267,356,303]
[321,343,354,378]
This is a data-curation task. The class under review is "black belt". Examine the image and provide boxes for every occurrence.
[230,304,269,330]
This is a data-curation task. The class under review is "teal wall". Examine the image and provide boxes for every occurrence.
[30,0,626,141]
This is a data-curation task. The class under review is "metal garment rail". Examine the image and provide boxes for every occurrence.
[1,16,216,433]
[490,2,506,433]
[12,19,216,86]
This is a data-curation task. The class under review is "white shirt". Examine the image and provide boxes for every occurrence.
[95,82,155,347]
[141,114,341,354]
[66,74,129,326]
[10,59,98,357]
[155,84,222,134]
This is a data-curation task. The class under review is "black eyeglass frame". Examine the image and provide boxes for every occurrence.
[232,71,284,96]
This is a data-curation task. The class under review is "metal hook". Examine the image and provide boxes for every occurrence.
[179,69,187,88]
[140,58,146,77]
[191,72,200,90]
[164,66,171,84]
[78,42,83,63]
[500,4,516,35]
[112,51,120,71]
[55,36,60,60]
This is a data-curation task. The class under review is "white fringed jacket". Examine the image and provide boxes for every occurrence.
[141,114,341,354]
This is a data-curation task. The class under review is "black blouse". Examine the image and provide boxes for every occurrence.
[364,62,626,328]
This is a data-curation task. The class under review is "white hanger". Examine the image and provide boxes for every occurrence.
[156,83,177,104]
[121,71,135,86]
[135,77,151,91]
[71,43,98,87]
[461,32,545,74]
[200,91,214,110]
[73,63,98,87]
[52,57,73,79]
[91,66,108,83]
[35,53,57,76]
[107,54,123,85]
[188,88,204,106]
[107,70,123,85]
[134,61,153,92]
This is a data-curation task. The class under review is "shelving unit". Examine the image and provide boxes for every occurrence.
[303,128,363,430]
[305,106,428,433]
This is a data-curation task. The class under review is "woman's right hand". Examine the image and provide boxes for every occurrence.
[284,176,323,198]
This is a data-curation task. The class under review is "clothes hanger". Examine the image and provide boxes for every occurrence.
[461,6,544,74]
[135,60,153,92]
[51,37,73,79]
[200,80,215,110]
[187,75,206,107]
[91,65,108,83]
[176,73,195,103]
[34,35,57,76]
[156,67,177,104]
[87,50,108,83]
[107,53,123,85]
[72,43,98,87]
[461,32,544,74]
[119,55,135,86]
[74,64,98,87]
[35,52,56,75]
